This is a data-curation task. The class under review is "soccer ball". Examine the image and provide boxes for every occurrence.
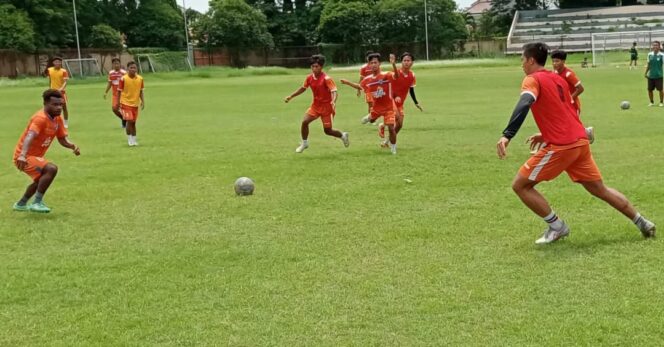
[234,177,255,196]
[620,101,630,110]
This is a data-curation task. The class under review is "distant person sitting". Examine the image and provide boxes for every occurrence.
[581,57,589,68]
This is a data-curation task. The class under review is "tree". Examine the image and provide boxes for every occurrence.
[8,0,74,48]
[195,0,274,66]
[318,0,376,45]
[88,24,123,49]
[0,4,36,51]
[126,0,185,49]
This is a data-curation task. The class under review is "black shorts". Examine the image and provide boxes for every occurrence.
[631,54,638,61]
[648,78,663,91]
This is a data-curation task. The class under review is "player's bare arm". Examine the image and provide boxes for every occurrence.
[284,87,306,103]
[16,131,37,170]
[57,136,81,156]
[115,90,122,110]
[497,93,536,159]
[572,84,584,99]
[340,79,361,91]
[331,90,337,110]
[140,90,145,110]
[104,80,113,99]
[390,54,398,77]
[526,132,544,151]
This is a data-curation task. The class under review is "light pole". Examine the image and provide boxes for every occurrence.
[182,0,193,67]
[424,0,430,61]
[72,0,83,77]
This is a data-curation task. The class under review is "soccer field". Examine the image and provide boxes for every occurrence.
[1,61,663,345]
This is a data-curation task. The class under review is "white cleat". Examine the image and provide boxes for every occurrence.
[660,103,664,107]
[649,103,655,107]
[585,126,595,144]
[361,115,370,124]
[639,220,656,238]
[295,143,309,153]
[341,132,350,147]
[535,223,570,244]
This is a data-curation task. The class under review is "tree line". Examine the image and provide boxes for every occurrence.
[1,0,662,54]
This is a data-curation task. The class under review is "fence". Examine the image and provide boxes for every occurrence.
[0,49,130,78]
[1,39,507,77]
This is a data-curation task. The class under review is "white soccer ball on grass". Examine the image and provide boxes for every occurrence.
[234,177,255,196]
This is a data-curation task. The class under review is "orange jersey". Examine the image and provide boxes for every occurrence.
[521,70,586,146]
[555,67,581,111]
[108,68,127,93]
[14,110,67,160]
[118,74,144,107]
[303,72,337,107]
[47,67,69,90]
[359,63,373,79]
[391,69,416,106]
[361,72,395,114]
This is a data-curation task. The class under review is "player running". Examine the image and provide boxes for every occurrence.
[496,43,655,244]
[104,58,127,128]
[46,57,70,128]
[116,61,145,146]
[550,50,594,144]
[341,53,399,154]
[12,89,81,213]
[284,54,349,153]
[359,51,376,121]
[645,41,664,107]
[378,52,423,145]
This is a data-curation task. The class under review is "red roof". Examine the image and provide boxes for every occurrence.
[467,0,492,15]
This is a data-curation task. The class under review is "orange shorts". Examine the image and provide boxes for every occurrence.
[121,104,139,121]
[60,91,68,104]
[15,156,50,181]
[519,139,602,182]
[369,109,396,125]
[306,103,335,129]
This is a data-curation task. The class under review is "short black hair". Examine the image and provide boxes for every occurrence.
[633,41,637,45]
[126,61,137,68]
[43,89,63,103]
[400,52,414,61]
[522,42,549,66]
[52,57,62,62]
[367,53,381,62]
[310,54,326,66]
[112,57,121,63]
[551,50,567,60]
[365,50,374,59]
[654,41,661,45]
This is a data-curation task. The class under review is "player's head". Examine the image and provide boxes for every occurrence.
[652,41,661,52]
[367,53,381,72]
[550,50,567,72]
[112,57,121,69]
[633,41,637,47]
[365,51,374,62]
[42,89,64,117]
[127,61,138,75]
[521,42,549,75]
[309,54,325,74]
[400,52,414,69]
[52,57,62,69]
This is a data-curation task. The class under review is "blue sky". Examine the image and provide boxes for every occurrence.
[185,0,477,14]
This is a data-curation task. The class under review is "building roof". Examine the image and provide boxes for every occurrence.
[467,0,492,15]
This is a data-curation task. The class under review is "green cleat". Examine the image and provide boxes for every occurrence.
[29,202,51,213]
[12,202,29,212]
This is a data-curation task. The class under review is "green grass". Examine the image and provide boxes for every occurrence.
[1,60,664,346]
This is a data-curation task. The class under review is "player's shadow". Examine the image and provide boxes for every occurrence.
[532,235,651,255]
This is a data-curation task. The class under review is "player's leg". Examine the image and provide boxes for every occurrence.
[30,163,58,213]
[512,174,570,244]
[657,79,663,105]
[320,113,349,148]
[112,95,126,127]
[395,108,405,134]
[385,111,397,154]
[13,181,38,211]
[648,79,655,105]
[296,114,317,153]
[579,180,655,237]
